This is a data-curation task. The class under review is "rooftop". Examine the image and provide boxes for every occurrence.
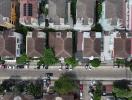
[49,31,73,58]
[76,0,96,25]
[105,0,126,26]
[0,30,16,57]
[48,0,67,25]
[114,33,131,58]
[26,30,46,57]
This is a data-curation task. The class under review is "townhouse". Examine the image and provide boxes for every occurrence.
[0,0,18,28]
[76,31,101,62]
[0,30,23,62]
[48,31,73,58]
[100,0,127,31]
[26,30,46,58]
[48,0,73,30]
[19,0,38,26]
[74,0,96,31]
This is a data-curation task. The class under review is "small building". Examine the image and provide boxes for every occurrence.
[48,0,72,30]
[0,30,23,62]
[114,32,131,58]
[0,0,17,28]
[76,31,101,62]
[19,0,38,25]
[26,30,46,58]
[100,0,127,31]
[49,31,73,58]
[74,0,96,31]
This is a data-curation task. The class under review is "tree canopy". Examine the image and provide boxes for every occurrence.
[90,58,101,68]
[16,53,29,64]
[113,80,132,98]
[26,83,43,98]
[54,74,77,95]
[38,48,58,66]
[64,57,78,68]
[93,82,102,100]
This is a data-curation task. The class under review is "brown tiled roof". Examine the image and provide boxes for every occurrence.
[105,0,126,26]
[26,31,46,57]
[0,30,16,57]
[76,0,96,24]
[83,38,101,57]
[114,37,131,58]
[48,0,66,25]
[49,32,73,58]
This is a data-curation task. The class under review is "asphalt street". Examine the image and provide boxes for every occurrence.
[0,67,131,80]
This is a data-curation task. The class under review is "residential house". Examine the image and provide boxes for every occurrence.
[0,30,23,62]
[19,0,38,25]
[100,0,127,31]
[76,32,101,62]
[48,0,72,30]
[49,31,73,58]
[74,0,96,31]
[0,0,17,28]
[0,0,11,23]
[26,30,46,58]
[114,31,132,58]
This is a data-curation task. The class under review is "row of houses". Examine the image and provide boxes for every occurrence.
[0,29,132,63]
[1,0,132,31]
[18,0,132,31]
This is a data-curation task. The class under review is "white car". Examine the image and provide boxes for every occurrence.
[80,91,83,99]
[59,66,62,71]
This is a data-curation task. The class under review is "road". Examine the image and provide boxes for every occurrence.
[0,67,131,80]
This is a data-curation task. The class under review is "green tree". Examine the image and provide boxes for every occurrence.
[93,82,102,100]
[64,57,78,68]
[0,85,4,94]
[27,83,42,97]
[114,59,125,67]
[38,48,58,66]
[113,80,132,98]
[16,53,29,64]
[90,58,101,68]
[54,75,77,95]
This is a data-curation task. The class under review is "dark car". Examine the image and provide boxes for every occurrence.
[45,73,53,77]
[16,64,24,69]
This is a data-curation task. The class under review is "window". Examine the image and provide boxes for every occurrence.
[56,32,61,38]
[67,32,72,38]
[18,44,20,48]
[17,38,19,43]
[28,4,32,16]
[23,4,26,16]
[17,49,20,55]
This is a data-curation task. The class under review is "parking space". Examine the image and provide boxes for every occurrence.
[80,81,92,100]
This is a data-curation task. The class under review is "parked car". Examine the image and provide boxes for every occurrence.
[16,64,24,69]
[85,64,92,70]
[45,73,53,77]
[79,81,83,99]
[80,91,83,100]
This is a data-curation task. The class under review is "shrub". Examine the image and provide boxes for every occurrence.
[90,58,101,68]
